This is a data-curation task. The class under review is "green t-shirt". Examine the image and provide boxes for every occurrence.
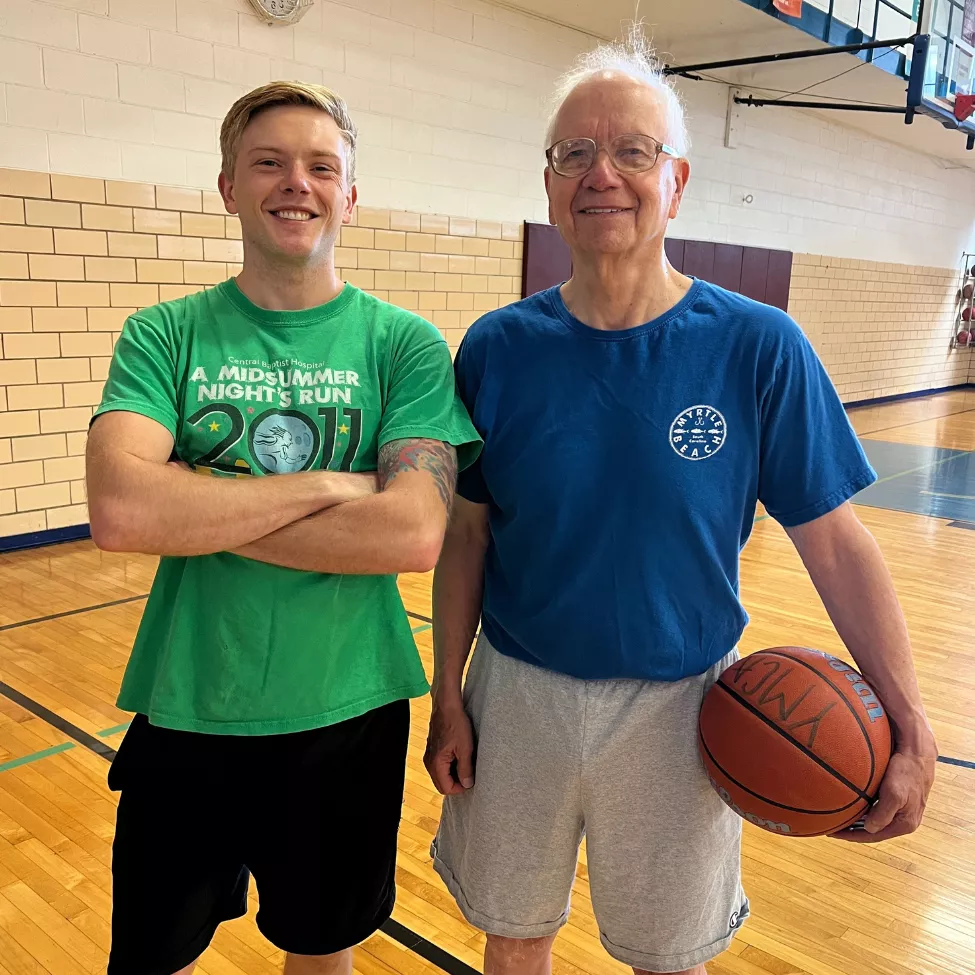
[94,278,481,735]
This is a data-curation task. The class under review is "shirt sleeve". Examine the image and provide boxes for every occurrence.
[758,331,877,527]
[378,320,482,471]
[451,331,492,505]
[92,312,180,437]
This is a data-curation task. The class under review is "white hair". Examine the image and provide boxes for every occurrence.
[544,27,690,157]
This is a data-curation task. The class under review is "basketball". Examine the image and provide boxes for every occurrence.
[958,330,971,347]
[698,647,892,837]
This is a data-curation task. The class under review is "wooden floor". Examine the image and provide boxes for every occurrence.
[0,391,973,975]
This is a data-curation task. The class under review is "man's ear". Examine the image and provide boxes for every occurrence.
[218,170,238,215]
[342,182,358,226]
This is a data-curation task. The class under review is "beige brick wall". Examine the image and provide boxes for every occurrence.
[0,167,523,540]
[788,254,970,403]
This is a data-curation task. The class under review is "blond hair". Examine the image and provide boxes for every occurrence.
[219,81,358,182]
[545,26,689,156]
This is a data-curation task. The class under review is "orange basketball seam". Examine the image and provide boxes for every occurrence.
[758,649,881,792]
[697,728,866,817]
[712,681,874,804]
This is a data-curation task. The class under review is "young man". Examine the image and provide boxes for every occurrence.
[424,37,938,975]
[86,82,480,975]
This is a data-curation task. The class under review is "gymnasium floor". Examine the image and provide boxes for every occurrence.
[0,390,972,975]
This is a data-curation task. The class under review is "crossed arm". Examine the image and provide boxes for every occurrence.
[86,410,457,575]
[232,437,457,574]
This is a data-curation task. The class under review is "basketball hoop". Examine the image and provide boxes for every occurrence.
[956,93,975,122]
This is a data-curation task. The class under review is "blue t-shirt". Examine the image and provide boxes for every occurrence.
[455,279,877,682]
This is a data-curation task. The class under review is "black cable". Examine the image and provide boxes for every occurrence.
[767,45,901,102]
[769,60,868,102]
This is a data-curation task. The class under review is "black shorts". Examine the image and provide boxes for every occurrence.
[108,699,410,975]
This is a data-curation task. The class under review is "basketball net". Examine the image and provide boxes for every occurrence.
[955,94,975,122]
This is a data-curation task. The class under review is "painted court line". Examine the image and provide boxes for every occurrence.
[0,719,135,773]
[937,756,975,770]
[850,405,975,438]
[381,918,480,975]
[0,681,117,762]
[98,723,131,737]
[867,448,974,489]
[0,741,76,774]
[0,593,149,633]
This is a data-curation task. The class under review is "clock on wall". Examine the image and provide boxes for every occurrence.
[247,0,314,25]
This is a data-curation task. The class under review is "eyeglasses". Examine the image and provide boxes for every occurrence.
[545,134,679,178]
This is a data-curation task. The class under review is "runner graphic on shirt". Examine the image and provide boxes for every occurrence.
[185,356,366,475]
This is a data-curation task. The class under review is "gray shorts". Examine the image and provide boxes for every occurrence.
[431,635,749,973]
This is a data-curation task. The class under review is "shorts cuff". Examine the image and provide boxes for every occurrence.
[257,892,395,955]
[599,906,749,973]
[431,844,568,939]
[108,904,246,975]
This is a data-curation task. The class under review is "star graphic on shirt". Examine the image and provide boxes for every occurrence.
[338,424,350,435]
[209,421,220,432]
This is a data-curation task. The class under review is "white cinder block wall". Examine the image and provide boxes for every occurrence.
[0,0,588,225]
[1,0,975,270]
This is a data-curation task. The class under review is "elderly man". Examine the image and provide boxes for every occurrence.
[423,35,938,975]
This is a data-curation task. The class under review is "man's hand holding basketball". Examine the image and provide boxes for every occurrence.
[834,730,938,843]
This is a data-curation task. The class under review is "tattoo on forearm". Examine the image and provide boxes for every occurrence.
[379,438,457,511]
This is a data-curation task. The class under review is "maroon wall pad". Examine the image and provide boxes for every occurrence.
[521,222,793,313]
[713,244,744,294]
[664,237,685,272]
[522,223,571,299]
[740,247,771,304]
[682,240,716,282]
[765,249,794,314]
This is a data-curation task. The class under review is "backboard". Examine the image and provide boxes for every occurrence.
[915,0,975,132]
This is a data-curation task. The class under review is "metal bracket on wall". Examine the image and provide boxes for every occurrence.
[726,88,742,148]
